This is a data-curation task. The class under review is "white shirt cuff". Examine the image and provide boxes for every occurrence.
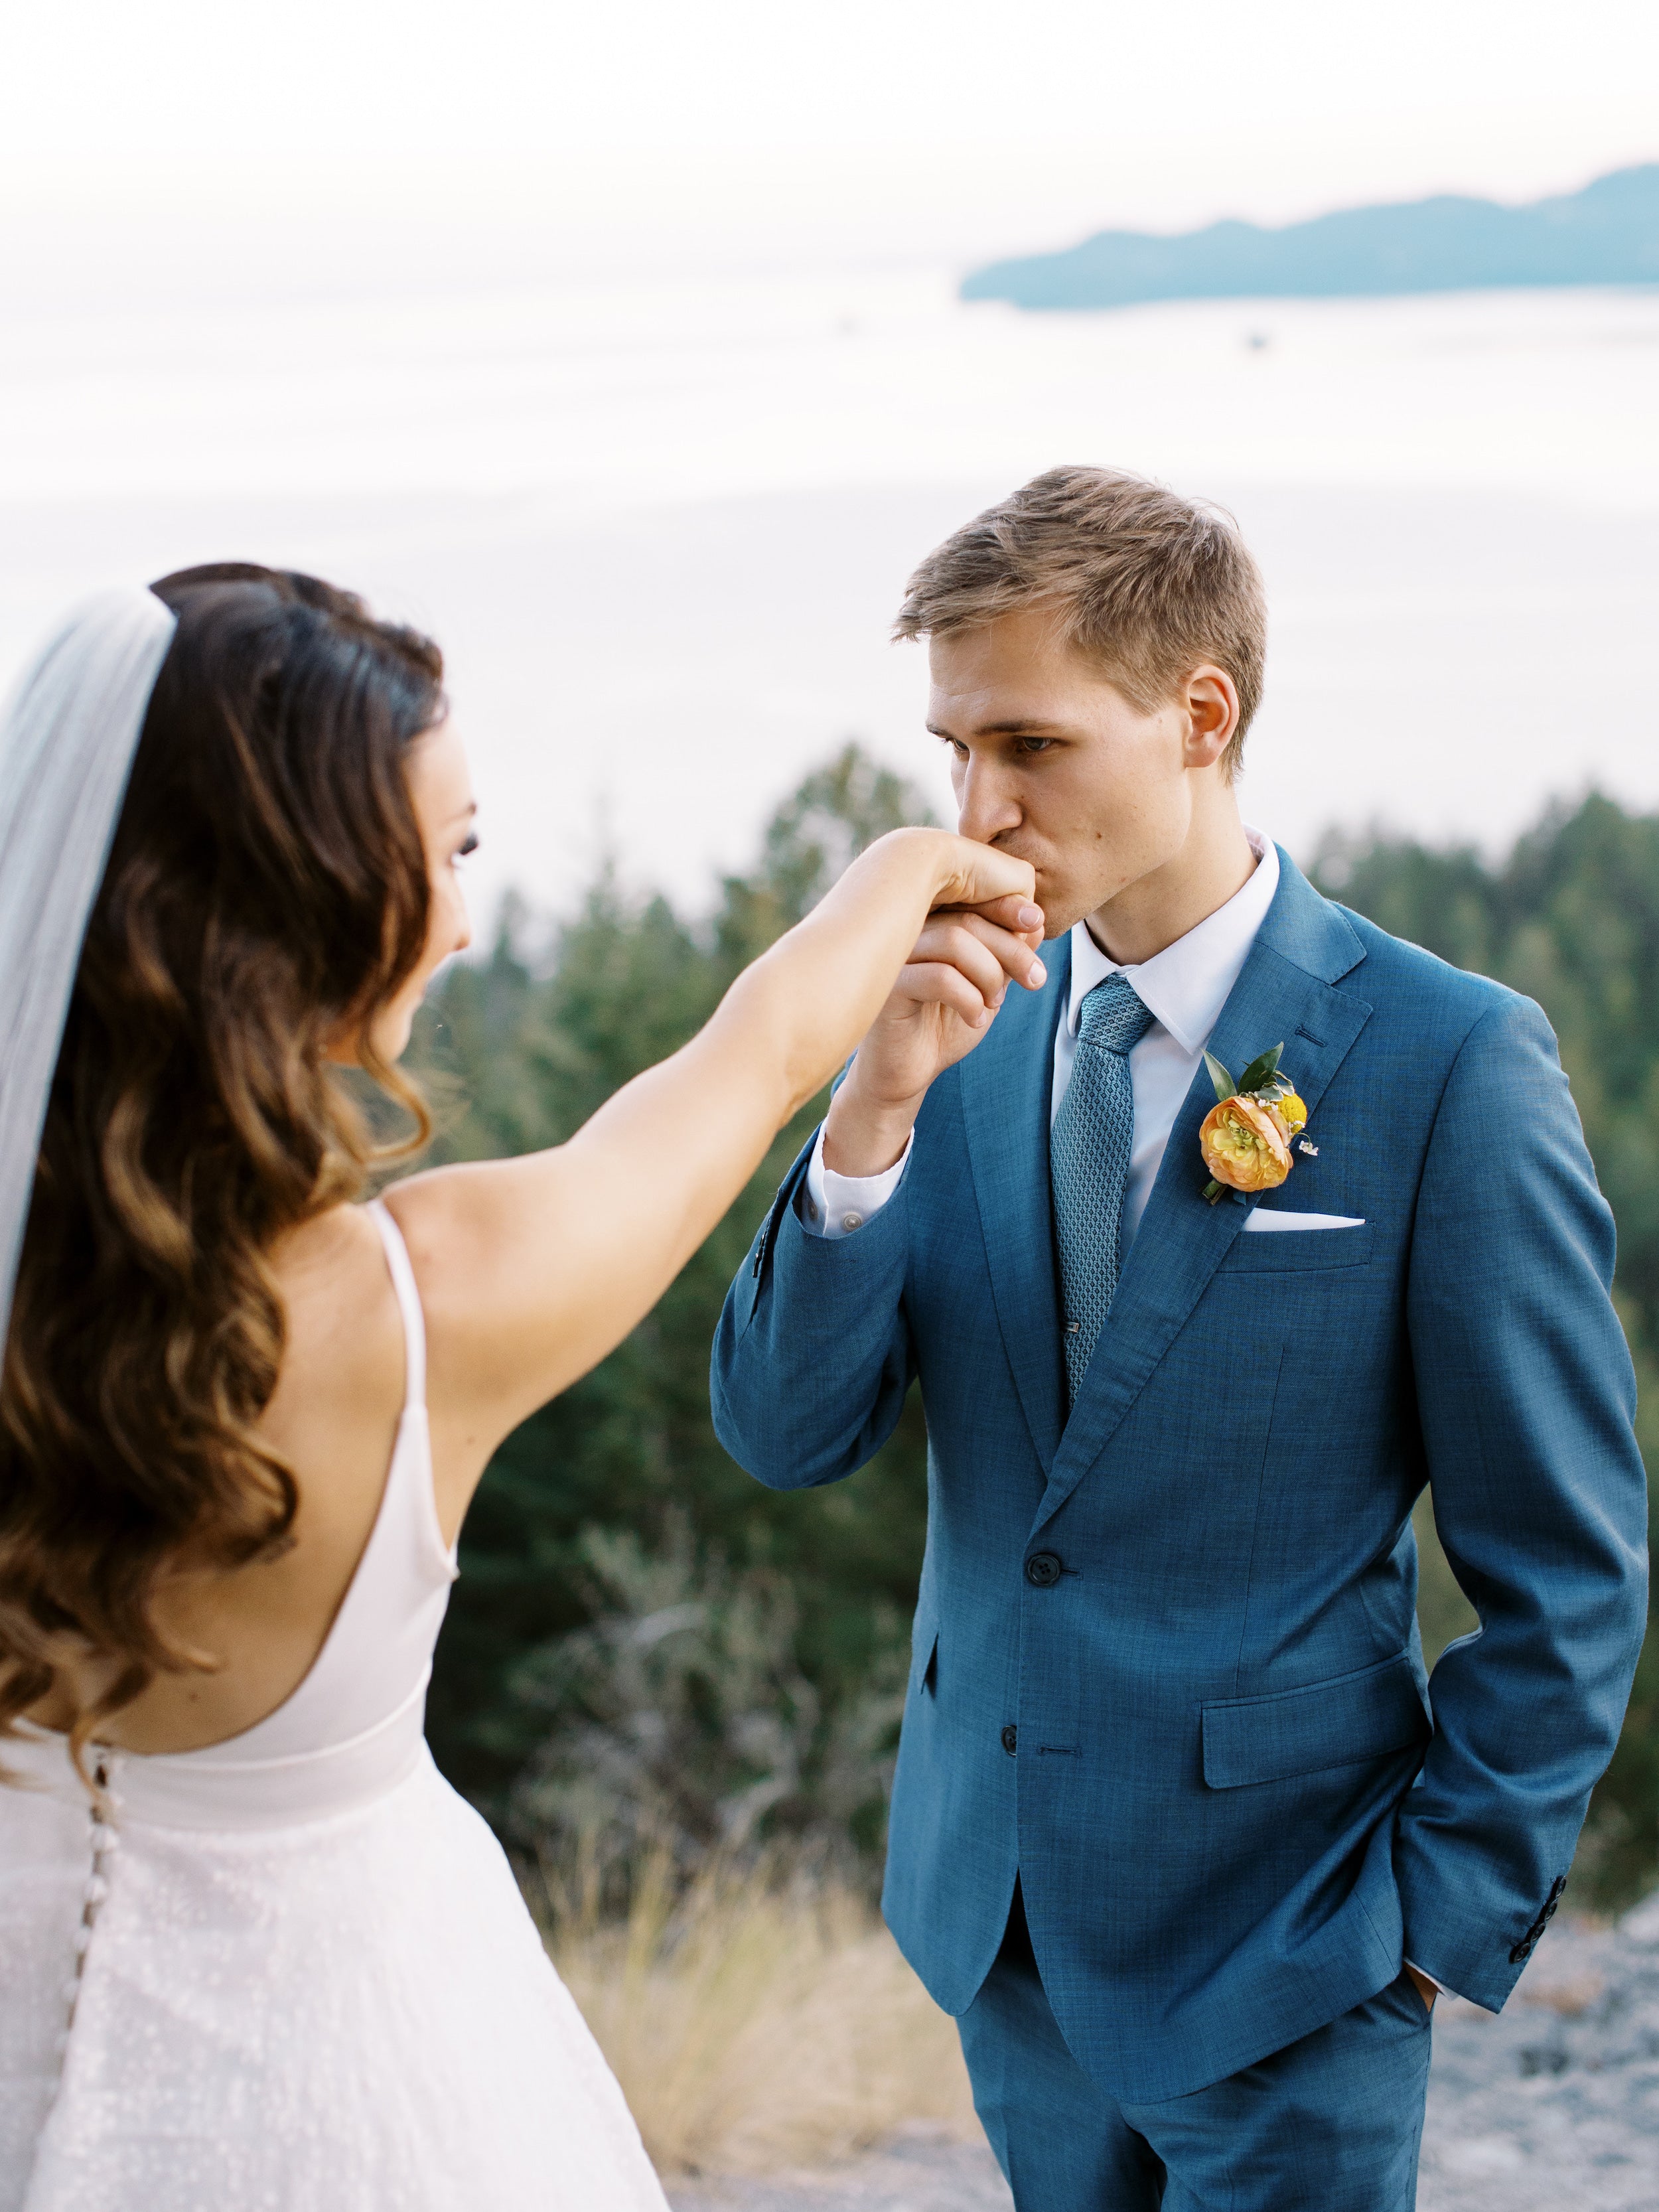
[799,1124,914,1238]
[1404,1958,1455,2000]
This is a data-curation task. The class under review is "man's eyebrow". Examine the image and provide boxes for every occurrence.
[927,719,1070,738]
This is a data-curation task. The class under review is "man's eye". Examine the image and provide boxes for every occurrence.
[1019,737,1054,755]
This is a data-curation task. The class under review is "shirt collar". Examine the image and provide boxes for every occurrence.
[1066,828,1279,1056]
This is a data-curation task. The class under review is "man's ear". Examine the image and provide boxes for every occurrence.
[1183,666,1240,768]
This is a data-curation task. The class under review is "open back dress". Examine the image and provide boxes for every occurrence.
[0,1201,668,2212]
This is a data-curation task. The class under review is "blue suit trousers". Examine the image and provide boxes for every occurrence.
[962,1887,1431,2212]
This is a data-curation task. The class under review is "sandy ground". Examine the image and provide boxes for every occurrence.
[669,2128,1013,2212]
[671,1891,1659,2212]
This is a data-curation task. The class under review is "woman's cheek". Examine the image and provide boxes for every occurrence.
[444,873,471,956]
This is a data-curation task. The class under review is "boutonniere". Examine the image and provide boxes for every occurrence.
[1199,1042,1312,1203]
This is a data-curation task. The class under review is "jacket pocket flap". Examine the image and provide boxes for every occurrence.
[1201,1653,1429,1789]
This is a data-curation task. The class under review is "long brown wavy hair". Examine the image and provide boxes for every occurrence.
[0,565,444,1771]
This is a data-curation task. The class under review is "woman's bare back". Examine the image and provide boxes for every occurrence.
[28,1203,410,1755]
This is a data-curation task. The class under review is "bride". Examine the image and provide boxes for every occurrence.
[0,566,1042,2211]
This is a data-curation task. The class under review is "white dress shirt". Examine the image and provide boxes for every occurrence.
[803,829,1280,1241]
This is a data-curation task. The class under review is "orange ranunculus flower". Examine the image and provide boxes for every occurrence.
[1200,1095,1293,1193]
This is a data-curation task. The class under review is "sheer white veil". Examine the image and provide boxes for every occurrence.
[0,588,178,1349]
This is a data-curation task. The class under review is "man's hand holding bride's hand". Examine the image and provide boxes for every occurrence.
[824,880,1047,1179]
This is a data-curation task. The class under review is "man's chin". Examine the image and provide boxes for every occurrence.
[1013,861,1102,940]
[1034,888,1088,940]
[1033,867,1123,941]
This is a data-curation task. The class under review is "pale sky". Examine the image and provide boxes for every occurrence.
[3,2,1657,909]
[3,0,1657,273]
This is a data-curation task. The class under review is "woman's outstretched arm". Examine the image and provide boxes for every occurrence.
[386,829,1039,1507]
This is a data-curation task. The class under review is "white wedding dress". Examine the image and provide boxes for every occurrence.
[0,1203,669,2212]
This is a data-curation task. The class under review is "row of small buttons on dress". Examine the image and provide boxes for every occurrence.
[999,1552,1069,1755]
[60,1751,123,2053]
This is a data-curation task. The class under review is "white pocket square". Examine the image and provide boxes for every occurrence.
[1242,1211,1366,1233]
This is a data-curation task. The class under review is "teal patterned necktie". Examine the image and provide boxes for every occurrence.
[1050,973,1155,1404]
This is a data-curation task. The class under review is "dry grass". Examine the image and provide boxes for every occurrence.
[531,1854,978,2178]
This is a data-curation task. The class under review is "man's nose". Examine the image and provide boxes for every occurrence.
[956,759,1022,844]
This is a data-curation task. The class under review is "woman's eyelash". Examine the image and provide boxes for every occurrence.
[457,832,479,859]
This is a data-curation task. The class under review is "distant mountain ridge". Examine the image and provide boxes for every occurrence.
[961,164,1659,311]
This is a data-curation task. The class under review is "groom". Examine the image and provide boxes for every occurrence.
[711,468,1647,2208]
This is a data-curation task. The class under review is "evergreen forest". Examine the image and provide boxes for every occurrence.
[410,751,1659,1910]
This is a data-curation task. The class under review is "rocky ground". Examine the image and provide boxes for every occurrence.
[1416,1888,1659,2211]
[671,1892,1659,2212]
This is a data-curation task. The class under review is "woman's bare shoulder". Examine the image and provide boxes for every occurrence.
[374,1153,582,1349]
[263,1203,406,1441]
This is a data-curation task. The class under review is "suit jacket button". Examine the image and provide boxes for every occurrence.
[1025,1551,1064,1588]
[1001,1724,1018,1756]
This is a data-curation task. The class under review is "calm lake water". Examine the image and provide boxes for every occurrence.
[3,265,1657,919]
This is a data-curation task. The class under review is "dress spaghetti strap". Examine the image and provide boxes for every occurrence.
[368,1199,427,1416]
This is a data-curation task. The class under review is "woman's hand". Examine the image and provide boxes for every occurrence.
[915,828,1042,919]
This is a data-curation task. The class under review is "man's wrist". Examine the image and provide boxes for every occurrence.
[824,1083,924,1177]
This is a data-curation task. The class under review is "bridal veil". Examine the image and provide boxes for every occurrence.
[0,589,177,1343]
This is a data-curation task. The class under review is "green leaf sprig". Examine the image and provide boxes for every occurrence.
[1206,1042,1295,1104]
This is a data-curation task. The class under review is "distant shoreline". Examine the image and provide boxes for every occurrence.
[962,163,1659,312]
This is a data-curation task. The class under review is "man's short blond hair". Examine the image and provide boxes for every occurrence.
[893,467,1267,778]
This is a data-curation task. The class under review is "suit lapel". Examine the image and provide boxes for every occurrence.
[1033,857,1375,1529]
[958,930,1072,1475]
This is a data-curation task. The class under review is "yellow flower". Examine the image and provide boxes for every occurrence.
[1274,1090,1308,1136]
[1200,1096,1292,1193]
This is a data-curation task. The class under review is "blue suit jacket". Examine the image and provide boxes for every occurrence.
[711,854,1648,2099]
